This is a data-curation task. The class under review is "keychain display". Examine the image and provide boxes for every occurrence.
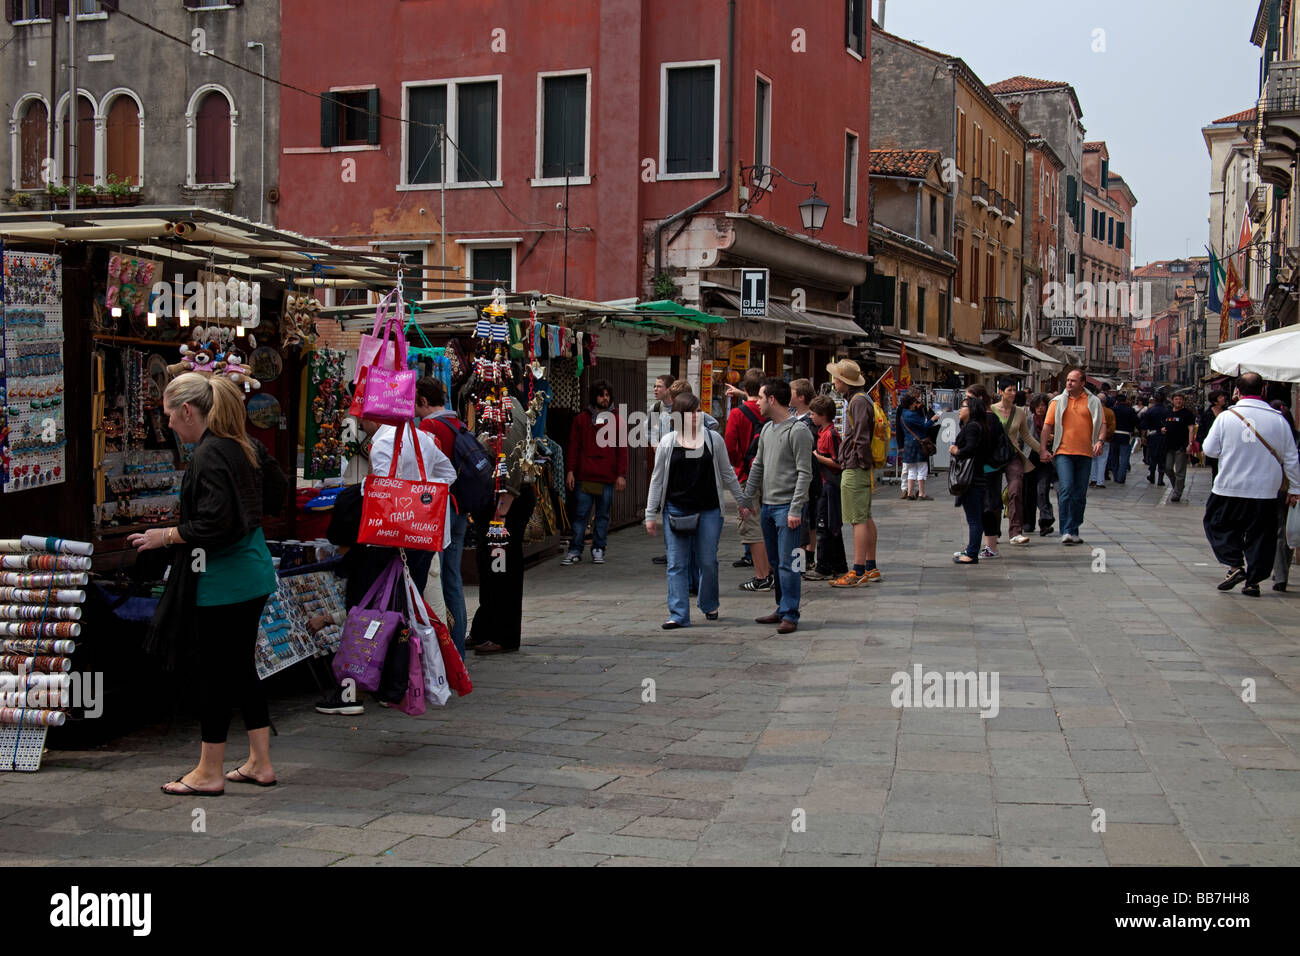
[304,349,348,479]
[1,247,67,494]
[471,289,515,541]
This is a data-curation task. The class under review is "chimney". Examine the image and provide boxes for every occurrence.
[1007,102,1021,120]
[878,0,886,29]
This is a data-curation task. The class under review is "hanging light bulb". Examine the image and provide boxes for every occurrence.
[236,323,245,337]
[178,309,190,328]
[110,306,122,318]
[147,311,157,327]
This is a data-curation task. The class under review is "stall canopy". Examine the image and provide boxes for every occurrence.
[708,290,863,338]
[1007,341,1064,367]
[904,340,1022,375]
[0,206,414,292]
[1210,324,1300,383]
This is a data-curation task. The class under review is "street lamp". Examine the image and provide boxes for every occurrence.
[1193,265,1209,296]
[739,163,831,235]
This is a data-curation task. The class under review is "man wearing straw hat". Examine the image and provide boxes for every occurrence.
[827,359,882,587]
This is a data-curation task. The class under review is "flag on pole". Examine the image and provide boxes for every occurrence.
[1206,246,1225,314]
[1236,218,1252,274]
[1221,257,1241,343]
[898,341,912,389]
[880,367,897,398]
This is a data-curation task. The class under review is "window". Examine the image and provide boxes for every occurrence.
[540,72,589,180]
[753,75,771,176]
[956,110,966,174]
[1116,221,1125,250]
[1002,150,1009,196]
[938,291,948,336]
[970,239,980,302]
[403,76,500,187]
[917,286,926,335]
[186,86,235,185]
[1091,208,1099,239]
[929,194,937,236]
[16,97,47,189]
[954,234,964,300]
[899,281,909,331]
[845,0,866,56]
[973,124,982,180]
[1100,157,1108,188]
[843,131,859,222]
[185,0,243,8]
[468,246,514,293]
[661,62,718,177]
[1014,161,1021,204]
[988,138,996,189]
[8,0,42,21]
[59,93,94,187]
[1066,175,1078,223]
[1107,216,1114,246]
[321,89,379,148]
[1068,253,1076,276]
[104,93,141,185]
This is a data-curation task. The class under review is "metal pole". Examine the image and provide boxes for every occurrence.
[439,124,446,290]
[68,1,77,210]
[48,3,57,193]
[563,170,570,297]
[247,41,266,223]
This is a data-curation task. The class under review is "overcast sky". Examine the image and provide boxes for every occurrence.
[877,0,1263,265]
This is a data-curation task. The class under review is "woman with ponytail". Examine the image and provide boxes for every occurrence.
[130,372,279,795]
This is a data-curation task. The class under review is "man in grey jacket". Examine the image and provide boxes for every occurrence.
[744,378,814,634]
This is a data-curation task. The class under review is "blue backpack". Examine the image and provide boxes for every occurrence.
[427,413,495,514]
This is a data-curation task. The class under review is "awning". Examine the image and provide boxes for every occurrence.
[711,292,861,338]
[904,340,1022,375]
[1007,341,1063,367]
[1210,324,1300,383]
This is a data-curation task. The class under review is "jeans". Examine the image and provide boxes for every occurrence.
[958,481,985,558]
[569,482,613,556]
[1004,457,1025,538]
[441,509,469,656]
[1090,446,1109,484]
[1111,436,1132,483]
[1164,449,1188,497]
[760,502,802,622]
[1054,454,1092,537]
[663,505,722,624]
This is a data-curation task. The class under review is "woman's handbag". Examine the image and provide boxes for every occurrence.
[332,555,404,691]
[401,562,452,706]
[902,418,937,459]
[359,422,451,551]
[948,455,976,496]
[360,311,417,424]
[1288,503,1300,550]
[352,291,400,384]
[667,512,701,535]
[374,623,412,704]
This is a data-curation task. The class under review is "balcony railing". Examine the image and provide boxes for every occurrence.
[1264,59,1300,116]
[971,178,989,207]
[983,296,1017,332]
[1002,198,1018,222]
[988,189,1003,216]
[1250,184,1269,224]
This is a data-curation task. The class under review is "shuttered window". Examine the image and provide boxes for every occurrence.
[1116,221,1125,251]
[104,95,140,185]
[322,89,379,148]
[541,74,587,178]
[18,99,47,188]
[195,91,231,184]
[470,247,513,292]
[664,65,716,175]
[845,0,866,55]
[407,85,446,184]
[457,81,498,182]
[61,95,94,187]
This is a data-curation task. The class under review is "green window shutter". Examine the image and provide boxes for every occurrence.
[367,88,380,146]
[321,92,339,148]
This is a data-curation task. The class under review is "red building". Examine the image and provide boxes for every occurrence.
[277,0,873,372]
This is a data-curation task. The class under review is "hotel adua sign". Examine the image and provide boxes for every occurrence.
[740,268,769,318]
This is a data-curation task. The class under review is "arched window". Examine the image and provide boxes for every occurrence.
[195,90,232,184]
[60,93,95,187]
[17,98,48,189]
[104,93,141,185]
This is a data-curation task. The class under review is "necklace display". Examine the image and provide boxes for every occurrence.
[473,291,513,545]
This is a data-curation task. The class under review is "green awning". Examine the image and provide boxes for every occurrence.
[634,300,728,329]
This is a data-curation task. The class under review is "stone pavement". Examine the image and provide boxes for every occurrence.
[3,465,1299,866]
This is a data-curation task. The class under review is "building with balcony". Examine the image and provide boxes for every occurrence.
[3,1,279,222]
[1078,141,1137,380]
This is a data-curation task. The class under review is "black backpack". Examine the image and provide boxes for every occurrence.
[987,413,1015,470]
[427,413,495,513]
[740,403,764,475]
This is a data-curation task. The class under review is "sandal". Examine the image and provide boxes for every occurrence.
[225,766,277,787]
[161,777,224,797]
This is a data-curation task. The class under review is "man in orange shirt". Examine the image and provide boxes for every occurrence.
[1039,368,1105,545]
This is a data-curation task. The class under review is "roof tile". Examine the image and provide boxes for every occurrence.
[869,148,941,179]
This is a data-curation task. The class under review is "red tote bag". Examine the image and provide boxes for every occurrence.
[352,291,400,385]
[359,422,450,551]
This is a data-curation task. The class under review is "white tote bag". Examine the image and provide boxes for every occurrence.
[1287,503,1300,550]
[402,564,451,706]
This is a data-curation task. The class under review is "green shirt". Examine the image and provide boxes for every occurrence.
[195,527,278,607]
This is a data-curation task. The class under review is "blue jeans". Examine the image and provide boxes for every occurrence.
[569,483,613,556]
[761,502,802,623]
[1054,454,1092,536]
[663,505,722,624]
[1111,437,1132,483]
[959,481,985,557]
[440,509,469,657]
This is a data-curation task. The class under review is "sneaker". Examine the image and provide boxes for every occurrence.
[803,569,832,581]
[1062,534,1075,546]
[830,570,868,587]
[1039,525,1055,537]
[1217,567,1246,591]
[864,568,883,583]
[1242,583,1261,597]
[315,688,364,716]
[740,574,774,592]
[1273,582,1287,592]
[592,549,605,564]
[1070,534,1084,544]
[1010,535,1030,545]
[732,554,754,568]
[979,547,999,559]
[1169,495,1181,503]
[1095,484,1106,489]
[651,554,668,565]
[560,552,581,566]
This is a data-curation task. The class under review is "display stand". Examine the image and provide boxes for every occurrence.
[0,536,90,772]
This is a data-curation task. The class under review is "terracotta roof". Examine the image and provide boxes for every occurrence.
[1083,141,1105,152]
[989,76,1070,94]
[869,148,941,178]
[1211,107,1257,124]
[1132,257,1207,278]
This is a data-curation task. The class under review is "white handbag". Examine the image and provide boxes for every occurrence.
[1286,503,1300,550]
[402,563,451,706]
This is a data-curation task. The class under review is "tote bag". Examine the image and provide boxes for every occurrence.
[360,311,417,424]
[948,456,976,496]
[352,291,400,384]
[359,423,450,551]
[402,562,451,706]
[331,556,404,691]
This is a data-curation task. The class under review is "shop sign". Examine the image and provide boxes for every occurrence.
[1113,345,1131,361]
[1050,317,1077,340]
[728,340,751,370]
[740,268,769,318]
[700,361,714,409]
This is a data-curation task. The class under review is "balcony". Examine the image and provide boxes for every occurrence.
[1249,184,1269,224]
[972,178,989,208]
[1259,59,1300,189]
[1002,198,1018,223]
[988,189,1003,217]
[983,296,1017,332]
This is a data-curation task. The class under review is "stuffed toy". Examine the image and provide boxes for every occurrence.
[219,349,261,392]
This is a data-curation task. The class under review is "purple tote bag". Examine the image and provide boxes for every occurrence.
[331,556,405,691]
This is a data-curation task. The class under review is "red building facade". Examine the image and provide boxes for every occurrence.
[277,0,872,315]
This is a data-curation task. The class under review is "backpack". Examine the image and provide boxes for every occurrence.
[427,413,495,513]
[739,403,763,476]
[987,413,1015,470]
[871,400,890,468]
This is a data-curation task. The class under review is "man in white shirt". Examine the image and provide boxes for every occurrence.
[1201,373,1300,596]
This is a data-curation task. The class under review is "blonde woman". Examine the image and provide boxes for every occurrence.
[130,373,279,795]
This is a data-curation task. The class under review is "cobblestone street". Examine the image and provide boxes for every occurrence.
[4,467,1299,867]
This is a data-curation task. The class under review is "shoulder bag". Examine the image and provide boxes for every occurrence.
[1227,408,1292,494]
[902,416,937,458]
[332,554,405,691]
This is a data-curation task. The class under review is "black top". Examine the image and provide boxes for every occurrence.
[1160,407,1197,449]
[667,443,719,512]
[953,420,989,474]
[1112,403,1139,433]
[178,431,264,552]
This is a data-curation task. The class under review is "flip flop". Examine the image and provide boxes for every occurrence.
[161,778,224,797]
[225,767,277,787]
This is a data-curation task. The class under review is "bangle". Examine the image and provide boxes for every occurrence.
[165,527,174,546]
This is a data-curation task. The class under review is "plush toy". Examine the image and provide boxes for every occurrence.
[219,349,261,393]
[167,340,220,378]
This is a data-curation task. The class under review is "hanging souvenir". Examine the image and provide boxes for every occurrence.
[304,349,348,480]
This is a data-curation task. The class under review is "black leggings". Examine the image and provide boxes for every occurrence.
[195,594,271,744]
